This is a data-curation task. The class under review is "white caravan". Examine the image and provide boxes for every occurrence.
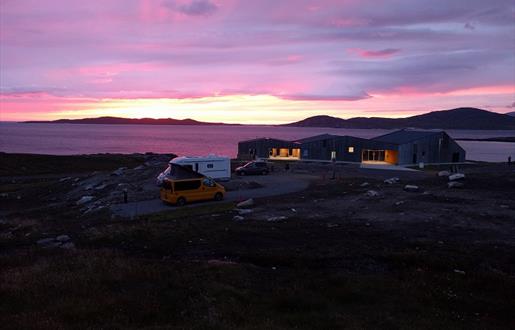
[157,155,231,184]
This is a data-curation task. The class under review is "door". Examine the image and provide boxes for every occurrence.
[452,152,460,163]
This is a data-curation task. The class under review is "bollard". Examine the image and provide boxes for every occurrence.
[123,189,128,204]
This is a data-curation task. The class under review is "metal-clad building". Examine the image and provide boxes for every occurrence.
[236,129,466,165]
[294,134,372,162]
[371,129,466,164]
[237,138,299,160]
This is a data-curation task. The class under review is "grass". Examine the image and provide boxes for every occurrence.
[0,153,146,177]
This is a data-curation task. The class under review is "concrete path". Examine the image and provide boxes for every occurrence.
[360,163,420,171]
[111,173,314,218]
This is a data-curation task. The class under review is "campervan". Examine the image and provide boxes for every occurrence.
[157,155,231,184]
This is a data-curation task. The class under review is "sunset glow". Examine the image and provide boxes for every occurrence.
[1,0,514,122]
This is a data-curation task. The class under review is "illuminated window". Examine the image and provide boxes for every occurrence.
[348,146,354,153]
[331,151,336,160]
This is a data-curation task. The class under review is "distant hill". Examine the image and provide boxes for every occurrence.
[507,111,515,117]
[24,116,235,126]
[284,108,515,130]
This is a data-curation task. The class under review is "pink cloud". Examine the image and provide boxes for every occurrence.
[347,48,401,58]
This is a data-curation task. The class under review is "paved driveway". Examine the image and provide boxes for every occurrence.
[111,173,314,218]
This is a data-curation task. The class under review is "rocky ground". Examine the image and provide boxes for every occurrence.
[1,153,514,329]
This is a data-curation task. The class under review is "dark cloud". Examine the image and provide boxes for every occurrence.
[163,0,218,16]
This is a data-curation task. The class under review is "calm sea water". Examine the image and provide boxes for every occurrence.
[0,123,513,162]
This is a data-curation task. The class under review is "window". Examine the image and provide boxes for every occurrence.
[348,146,354,153]
[207,164,214,169]
[174,180,201,191]
[203,178,215,187]
[331,151,336,160]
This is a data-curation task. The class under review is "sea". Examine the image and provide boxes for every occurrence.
[0,123,514,162]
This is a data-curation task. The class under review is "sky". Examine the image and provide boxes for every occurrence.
[0,0,514,123]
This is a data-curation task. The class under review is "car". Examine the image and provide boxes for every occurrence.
[160,177,225,206]
[235,161,269,176]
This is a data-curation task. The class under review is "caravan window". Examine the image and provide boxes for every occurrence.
[207,164,214,169]
[174,180,201,191]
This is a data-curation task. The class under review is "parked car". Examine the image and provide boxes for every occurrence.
[235,161,269,176]
[160,177,225,206]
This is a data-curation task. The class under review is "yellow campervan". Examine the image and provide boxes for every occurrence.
[160,177,225,206]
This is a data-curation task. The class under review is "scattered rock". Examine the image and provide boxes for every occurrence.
[448,181,464,189]
[236,198,254,208]
[56,234,71,242]
[84,184,94,191]
[291,208,297,213]
[134,165,146,170]
[60,242,76,250]
[59,177,72,182]
[365,190,380,198]
[438,170,450,177]
[500,204,509,209]
[360,182,370,187]
[327,223,338,228]
[37,238,55,246]
[404,185,420,192]
[0,193,8,198]
[384,177,400,184]
[94,184,107,190]
[267,216,287,222]
[232,215,245,221]
[77,196,94,205]
[449,173,465,181]
[235,208,253,215]
[394,201,405,206]
[111,167,127,176]
[454,269,466,275]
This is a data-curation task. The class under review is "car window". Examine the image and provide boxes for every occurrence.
[202,178,215,187]
[174,180,201,191]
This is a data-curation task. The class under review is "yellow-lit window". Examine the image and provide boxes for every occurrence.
[348,146,354,153]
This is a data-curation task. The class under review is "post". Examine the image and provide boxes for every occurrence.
[331,157,336,180]
[123,189,128,204]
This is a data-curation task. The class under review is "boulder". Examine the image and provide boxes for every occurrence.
[232,215,245,221]
[235,208,253,215]
[449,173,465,181]
[76,196,94,205]
[267,216,287,222]
[236,198,254,208]
[37,238,55,246]
[404,185,420,192]
[134,165,146,170]
[94,184,107,190]
[448,181,464,189]
[111,167,127,176]
[56,235,71,242]
[60,242,76,250]
[360,182,370,187]
[384,177,400,184]
[365,190,378,197]
[365,190,380,198]
[438,170,450,177]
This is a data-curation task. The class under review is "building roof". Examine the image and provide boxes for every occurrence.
[294,134,343,144]
[372,129,443,144]
[238,137,293,144]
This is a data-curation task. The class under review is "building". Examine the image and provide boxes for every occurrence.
[237,129,466,165]
[371,129,466,164]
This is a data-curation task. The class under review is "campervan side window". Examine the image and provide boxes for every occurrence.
[163,181,172,190]
[174,180,201,191]
[203,178,216,187]
[207,164,214,169]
